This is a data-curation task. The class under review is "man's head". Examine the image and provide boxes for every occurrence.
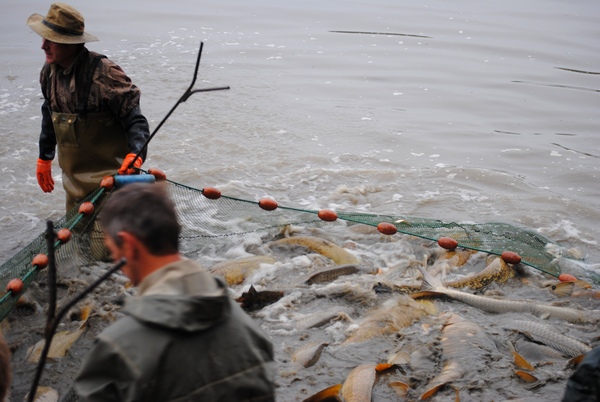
[100,183,181,281]
[27,3,98,44]
[27,3,97,69]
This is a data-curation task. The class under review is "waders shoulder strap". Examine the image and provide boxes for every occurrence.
[75,55,106,115]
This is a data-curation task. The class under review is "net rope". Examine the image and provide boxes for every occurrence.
[0,174,564,321]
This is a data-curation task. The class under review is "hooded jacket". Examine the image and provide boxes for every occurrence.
[70,259,275,402]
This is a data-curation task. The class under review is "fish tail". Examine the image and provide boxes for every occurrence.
[420,383,446,400]
[418,266,444,290]
[79,305,92,329]
[302,383,342,402]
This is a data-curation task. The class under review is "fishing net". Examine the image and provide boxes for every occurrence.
[0,172,566,321]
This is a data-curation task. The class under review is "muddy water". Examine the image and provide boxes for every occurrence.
[1,0,600,400]
[5,221,600,401]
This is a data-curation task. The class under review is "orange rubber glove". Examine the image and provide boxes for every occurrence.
[118,153,143,175]
[36,158,54,193]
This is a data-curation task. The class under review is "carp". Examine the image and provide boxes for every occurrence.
[302,363,393,402]
[421,313,498,400]
[26,306,91,363]
[412,267,598,324]
[267,236,359,265]
[445,256,515,290]
[343,295,435,344]
[389,255,514,294]
[236,285,284,311]
[295,306,354,330]
[292,341,329,368]
[210,255,276,286]
[304,264,379,285]
[551,281,600,299]
[503,319,591,358]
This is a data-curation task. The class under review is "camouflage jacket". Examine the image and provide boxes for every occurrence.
[39,46,148,161]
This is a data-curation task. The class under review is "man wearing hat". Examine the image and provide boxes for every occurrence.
[27,2,151,212]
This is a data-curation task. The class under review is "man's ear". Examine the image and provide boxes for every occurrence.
[117,231,140,259]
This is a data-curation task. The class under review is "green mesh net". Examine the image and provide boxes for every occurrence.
[0,174,565,321]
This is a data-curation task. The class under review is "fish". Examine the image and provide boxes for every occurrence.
[26,306,91,363]
[304,264,379,285]
[210,255,276,286]
[387,255,513,295]
[302,384,343,402]
[445,257,515,290]
[438,249,475,267]
[267,236,359,265]
[412,267,598,324]
[292,341,329,368]
[295,306,354,330]
[550,281,600,299]
[341,363,378,402]
[31,386,59,402]
[513,338,566,363]
[343,295,435,344]
[420,313,498,400]
[304,363,394,402]
[235,285,284,311]
[503,320,591,358]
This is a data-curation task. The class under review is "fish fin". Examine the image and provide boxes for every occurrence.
[375,362,394,372]
[80,305,92,321]
[450,385,461,402]
[302,384,343,402]
[77,305,92,330]
[512,351,535,371]
[567,354,586,369]
[515,370,538,383]
[420,383,446,400]
[417,266,444,290]
[389,381,410,397]
[574,279,592,289]
[552,282,575,297]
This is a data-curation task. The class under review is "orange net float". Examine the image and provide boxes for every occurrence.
[79,201,95,216]
[259,198,278,211]
[438,237,458,250]
[32,253,49,269]
[6,278,24,295]
[318,209,338,222]
[100,175,115,191]
[501,251,522,265]
[559,273,577,282]
[377,222,397,235]
[148,168,167,181]
[56,228,72,244]
[202,187,221,200]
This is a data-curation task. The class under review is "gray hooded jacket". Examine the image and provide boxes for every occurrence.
[70,259,275,401]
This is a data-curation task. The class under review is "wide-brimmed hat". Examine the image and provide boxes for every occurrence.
[27,2,98,44]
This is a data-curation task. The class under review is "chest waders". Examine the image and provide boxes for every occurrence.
[51,56,130,212]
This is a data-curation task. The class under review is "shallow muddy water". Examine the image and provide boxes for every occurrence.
[1,0,599,400]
